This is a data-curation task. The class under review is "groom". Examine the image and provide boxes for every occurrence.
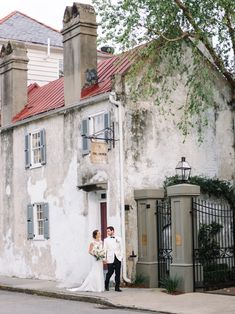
[104,226,123,292]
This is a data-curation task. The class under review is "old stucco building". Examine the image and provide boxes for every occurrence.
[0,3,234,286]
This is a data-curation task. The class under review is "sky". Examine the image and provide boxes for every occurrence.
[0,0,92,31]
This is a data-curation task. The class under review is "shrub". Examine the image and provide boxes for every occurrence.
[134,273,148,286]
[160,275,181,294]
[204,263,231,284]
[198,222,223,266]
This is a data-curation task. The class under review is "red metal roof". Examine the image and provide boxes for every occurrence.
[12,78,64,122]
[13,51,136,122]
[81,49,137,99]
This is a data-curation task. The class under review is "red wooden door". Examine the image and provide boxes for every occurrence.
[100,202,107,241]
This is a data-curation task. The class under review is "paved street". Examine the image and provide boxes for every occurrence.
[0,290,160,314]
[1,275,235,314]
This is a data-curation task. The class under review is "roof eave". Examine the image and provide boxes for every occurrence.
[1,92,110,131]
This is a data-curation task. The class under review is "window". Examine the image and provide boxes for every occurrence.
[35,204,44,237]
[27,203,49,240]
[25,129,46,168]
[81,112,110,155]
[89,113,105,140]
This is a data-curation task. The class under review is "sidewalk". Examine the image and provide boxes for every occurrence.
[0,276,235,314]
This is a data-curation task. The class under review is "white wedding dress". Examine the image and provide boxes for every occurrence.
[68,240,104,292]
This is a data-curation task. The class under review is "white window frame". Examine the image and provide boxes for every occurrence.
[88,111,105,141]
[33,203,45,240]
[25,128,46,169]
[81,111,110,155]
[30,129,42,168]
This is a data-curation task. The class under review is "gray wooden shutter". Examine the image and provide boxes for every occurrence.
[82,119,90,155]
[40,129,46,165]
[27,204,34,239]
[104,112,111,149]
[25,134,31,168]
[43,203,50,239]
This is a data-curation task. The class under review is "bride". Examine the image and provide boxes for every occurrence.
[68,230,105,292]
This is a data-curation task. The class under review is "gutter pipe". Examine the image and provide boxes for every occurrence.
[109,91,131,283]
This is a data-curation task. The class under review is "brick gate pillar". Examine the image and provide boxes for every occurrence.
[167,184,200,292]
[134,188,164,288]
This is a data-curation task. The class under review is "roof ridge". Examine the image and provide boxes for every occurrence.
[27,82,40,94]
[0,11,17,24]
[0,10,60,33]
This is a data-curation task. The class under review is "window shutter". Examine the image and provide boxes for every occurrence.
[25,134,31,168]
[43,203,50,239]
[27,204,34,239]
[104,112,111,149]
[40,129,46,165]
[82,119,90,155]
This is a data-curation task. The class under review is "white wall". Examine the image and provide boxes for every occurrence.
[27,47,63,86]
[0,99,123,284]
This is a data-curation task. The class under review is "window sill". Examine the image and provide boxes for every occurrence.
[33,237,45,241]
[30,164,43,169]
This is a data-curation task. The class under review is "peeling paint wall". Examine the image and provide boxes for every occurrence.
[0,99,123,284]
[0,56,234,285]
[121,62,235,279]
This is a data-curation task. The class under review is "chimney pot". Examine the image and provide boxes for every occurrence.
[62,3,98,105]
[0,41,28,126]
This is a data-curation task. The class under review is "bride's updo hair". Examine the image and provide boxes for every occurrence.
[92,229,99,239]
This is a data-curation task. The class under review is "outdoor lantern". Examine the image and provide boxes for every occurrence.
[175,157,191,182]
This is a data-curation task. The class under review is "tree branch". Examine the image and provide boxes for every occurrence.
[174,0,235,88]
[152,30,191,42]
[224,9,235,58]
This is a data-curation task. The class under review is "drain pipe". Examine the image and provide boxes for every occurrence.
[109,91,131,283]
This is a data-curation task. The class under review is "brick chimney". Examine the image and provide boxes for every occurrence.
[62,2,98,106]
[0,41,28,127]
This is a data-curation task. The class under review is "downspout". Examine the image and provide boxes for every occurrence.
[109,91,131,283]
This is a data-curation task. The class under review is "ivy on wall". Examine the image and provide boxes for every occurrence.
[164,175,235,209]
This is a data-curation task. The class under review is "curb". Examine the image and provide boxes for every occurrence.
[0,285,172,314]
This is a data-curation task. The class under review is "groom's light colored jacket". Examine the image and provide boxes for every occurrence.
[104,236,123,263]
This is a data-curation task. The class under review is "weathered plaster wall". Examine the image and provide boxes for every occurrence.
[0,46,234,284]
[0,98,123,284]
[121,56,234,278]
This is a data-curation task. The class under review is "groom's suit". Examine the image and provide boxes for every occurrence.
[104,236,123,291]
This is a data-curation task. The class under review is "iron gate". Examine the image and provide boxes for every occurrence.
[192,198,235,291]
[156,199,172,286]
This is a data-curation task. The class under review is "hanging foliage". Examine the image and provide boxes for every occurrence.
[164,175,235,208]
[93,0,235,140]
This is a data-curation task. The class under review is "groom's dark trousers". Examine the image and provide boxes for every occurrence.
[105,255,121,290]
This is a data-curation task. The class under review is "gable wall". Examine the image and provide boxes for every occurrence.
[119,46,235,276]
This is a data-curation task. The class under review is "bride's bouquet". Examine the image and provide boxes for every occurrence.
[92,246,106,261]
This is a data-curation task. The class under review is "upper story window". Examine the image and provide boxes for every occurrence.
[81,112,110,155]
[25,129,46,168]
[90,113,105,140]
[27,203,49,240]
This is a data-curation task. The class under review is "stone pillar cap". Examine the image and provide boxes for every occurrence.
[134,188,164,200]
[167,183,200,197]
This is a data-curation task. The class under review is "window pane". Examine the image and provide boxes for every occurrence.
[93,114,104,134]
[90,114,105,142]
[38,221,44,235]
[31,132,42,165]
[36,204,44,236]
